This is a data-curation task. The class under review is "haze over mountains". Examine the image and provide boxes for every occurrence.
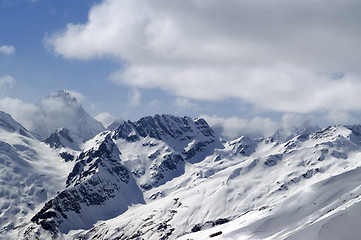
[1,91,361,240]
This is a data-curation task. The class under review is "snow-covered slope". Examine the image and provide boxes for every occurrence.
[30,90,105,141]
[18,114,222,238]
[177,124,361,240]
[24,131,144,238]
[69,123,361,240]
[4,109,361,240]
[0,112,74,239]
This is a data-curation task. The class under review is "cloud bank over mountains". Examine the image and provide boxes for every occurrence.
[45,0,361,118]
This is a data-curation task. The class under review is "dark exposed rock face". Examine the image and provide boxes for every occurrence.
[44,128,80,151]
[264,154,283,167]
[44,132,62,149]
[114,114,217,142]
[30,132,144,234]
[228,136,257,157]
[66,133,129,187]
[144,153,185,189]
[191,218,230,233]
[59,152,74,162]
[114,114,222,162]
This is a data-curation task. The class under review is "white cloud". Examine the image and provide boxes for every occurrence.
[325,111,356,125]
[95,112,116,128]
[0,45,15,55]
[278,113,319,136]
[201,115,279,140]
[0,97,39,130]
[0,75,15,92]
[202,113,322,140]
[173,98,197,111]
[128,88,141,106]
[46,0,361,117]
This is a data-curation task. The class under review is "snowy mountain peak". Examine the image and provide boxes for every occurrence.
[47,90,77,103]
[114,114,216,142]
[30,90,105,141]
[110,115,223,192]
[228,136,258,157]
[271,120,321,143]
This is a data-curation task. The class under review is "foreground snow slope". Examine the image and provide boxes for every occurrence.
[179,125,361,240]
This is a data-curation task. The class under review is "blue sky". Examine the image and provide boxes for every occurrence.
[0,1,258,120]
[1,0,361,138]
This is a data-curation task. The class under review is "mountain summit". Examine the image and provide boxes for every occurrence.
[30,90,105,141]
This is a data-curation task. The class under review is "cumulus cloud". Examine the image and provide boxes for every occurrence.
[0,45,15,55]
[46,0,361,116]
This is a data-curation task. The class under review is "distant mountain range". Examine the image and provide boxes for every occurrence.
[1,91,361,240]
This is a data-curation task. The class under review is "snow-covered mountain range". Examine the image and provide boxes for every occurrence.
[2,92,361,240]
